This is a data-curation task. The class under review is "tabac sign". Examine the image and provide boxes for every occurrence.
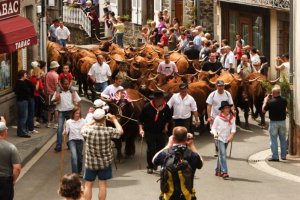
[0,0,20,20]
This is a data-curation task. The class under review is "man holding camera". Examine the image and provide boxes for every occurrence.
[153,126,203,200]
[262,85,288,161]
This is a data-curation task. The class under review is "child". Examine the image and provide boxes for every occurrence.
[58,173,83,200]
[65,107,86,175]
[211,101,236,179]
[58,65,73,91]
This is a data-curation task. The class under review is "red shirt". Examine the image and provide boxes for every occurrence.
[59,72,73,81]
[160,34,169,47]
[30,76,44,97]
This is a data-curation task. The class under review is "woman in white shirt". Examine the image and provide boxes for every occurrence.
[64,107,86,175]
[211,101,236,180]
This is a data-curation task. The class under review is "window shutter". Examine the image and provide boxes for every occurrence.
[154,0,162,22]
[131,0,142,25]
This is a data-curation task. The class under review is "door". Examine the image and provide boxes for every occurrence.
[154,0,162,22]
[132,0,142,24]
[239,16,252,47]
[175,0,183,24]
[110,0,119,16]
[147,0,154,21]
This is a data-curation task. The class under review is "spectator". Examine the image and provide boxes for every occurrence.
[113,16,125,48]
[55,21,71,48]
[192,30,202,51]
[275,53,289,81]
[202,52,223,75]
[139,90,172,174]
[65,107,86,175]
[81,109,123,200]
[0,118,21,200]
[223,46,235,73]
[168,28,178,51]
[88,55,112,95]
[157,28,169,49]
[196,25,204,37]
[14,70,34,138]
[162,9,170,25]
[87,6,101,39]
[237,55,256,80]
[167,83,199,132]
[200,40,211,60]
[250,48,261,71]
[262,85,288,162]
[52,78,81,152]
[58,65,73,91]
[48,19,59,42]
[141,27,149,44]
[235,33,245,47]
[45,61,59,129]
[157,17,166,41]
[234,39,243,66]
[211,101,236,179]
[172,17,180,36]
[184,41,200,60]
[103,7,112,37]
[177,32,188,53]
[85,99,108,124]
[58,173,83,200]
[149,21,159,45]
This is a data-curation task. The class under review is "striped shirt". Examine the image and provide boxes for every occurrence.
[81,123,121,170]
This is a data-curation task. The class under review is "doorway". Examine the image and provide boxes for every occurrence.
[175,0,183,24]
[239,16,253,46]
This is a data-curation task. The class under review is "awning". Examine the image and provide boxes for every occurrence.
[0,16,37,54]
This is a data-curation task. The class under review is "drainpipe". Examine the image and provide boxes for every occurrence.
[194,0,197,25]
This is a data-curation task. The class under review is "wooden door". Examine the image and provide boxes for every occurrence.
[175,0,183,24]
[239,16,252,46]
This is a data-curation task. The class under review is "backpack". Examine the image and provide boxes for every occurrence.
[159,145,196,200]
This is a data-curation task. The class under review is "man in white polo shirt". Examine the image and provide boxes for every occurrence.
[167,83,199,132]
[55,21,71,47]
[101,75,124,99]
[88,55,112,99]
[223,46,235,73]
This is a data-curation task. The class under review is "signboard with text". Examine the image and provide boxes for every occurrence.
[0,0,20,20]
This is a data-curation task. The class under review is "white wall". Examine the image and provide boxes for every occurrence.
[269,10,278,80]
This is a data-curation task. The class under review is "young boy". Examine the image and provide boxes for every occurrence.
[58,65,73,91]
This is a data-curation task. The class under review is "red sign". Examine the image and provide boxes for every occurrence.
[0,0,20,20]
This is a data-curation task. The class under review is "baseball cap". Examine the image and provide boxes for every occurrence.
[93,99,106,108]
[93,109,106,120]
[0,122,8,132]
[216,80,225,86]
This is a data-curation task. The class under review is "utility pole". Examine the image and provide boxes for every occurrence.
[40,0,47,72]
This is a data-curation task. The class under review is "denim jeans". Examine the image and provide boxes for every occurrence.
[94,81,108,93]
[116,32,124,48]
[17,100,29,136]
[58,39,67,47]
[68,139,83,173]
[216,140,228,173]
[27,97,35,131]
[269,120,287,159]
[56,110,72,150]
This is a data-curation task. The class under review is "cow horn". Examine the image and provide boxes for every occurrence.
[147,57,157,63]
[208,67,222,75]
[151,46,161,53]
[131,65,140,71]
[139,44,146,51]
[109,55,124,63]
[192,72,199,77]
[155,84,166,92]
[148,74,159,81]
[248,76,259,82]
[95,34,101,42]
[269,77,281,84]
[208,78,217,85]
[126,56,135,62]
[192,63,202,73]
[125,75,138,81]
[224,80,233,86]
[106,60,111,64]
[199,56,207,63]
[57,49,66,54]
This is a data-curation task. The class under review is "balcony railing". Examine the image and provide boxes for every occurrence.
[219,0,290,11]
[63,5,91,37]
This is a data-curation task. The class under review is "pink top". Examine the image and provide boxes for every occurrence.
[45,70,59,95]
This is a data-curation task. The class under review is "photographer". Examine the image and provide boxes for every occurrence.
[262,85,288,161]
[153,126,203,200]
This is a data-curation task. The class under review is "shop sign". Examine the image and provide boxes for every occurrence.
[15,39,31,50]
[0,0,20,20]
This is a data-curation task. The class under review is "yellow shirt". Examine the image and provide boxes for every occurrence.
[115,22,125,34]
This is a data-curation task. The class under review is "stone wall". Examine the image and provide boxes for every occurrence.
[183,0,195,26]
[123,22,142,46]
[199,0,214,35]
[65,23,92,45]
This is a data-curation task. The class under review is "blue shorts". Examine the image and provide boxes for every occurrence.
[84,165,112,181]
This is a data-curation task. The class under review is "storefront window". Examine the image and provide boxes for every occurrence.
[0,53,12,92]
[229,12,238,48]
[252,16,263,54]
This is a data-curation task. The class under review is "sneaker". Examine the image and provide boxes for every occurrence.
[53,123,58,129]
[29,130,39,134]
[215,171,222,177]
[46,123,51,128]
[147,168,153,174]
[34,121,40,128]
[268,158,279,162]
[222,173,230,180]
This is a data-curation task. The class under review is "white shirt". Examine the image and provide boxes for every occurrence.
[101,84,124,98]
[157,61,178,76]
[206,90,233,118]
[280,62,290,80]
[88,62,112,83]
[53,91,81,111]
[224,51,235,69]
[55,26,70,40]
[65,118,86,141]
[85,113,94,124]
[167,93,197,119]
[250,54,261,66]
[237,62,256,79]
[210,114,236,143]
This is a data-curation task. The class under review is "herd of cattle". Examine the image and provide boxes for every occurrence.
[47,39,279,157]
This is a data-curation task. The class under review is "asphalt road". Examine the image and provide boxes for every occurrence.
[15,113,300,200]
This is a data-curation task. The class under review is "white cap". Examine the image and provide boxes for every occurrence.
[50,61,60,69]
[31,61,39,68]
[192,29,198,34]
[93,109,106,120]
[0,122,8,132]
[93,99,106,108]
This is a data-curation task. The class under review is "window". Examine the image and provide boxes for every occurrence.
[252,16,263,54]
[0,53,12,92]
[228,12,238,48]
[122,0,132,19]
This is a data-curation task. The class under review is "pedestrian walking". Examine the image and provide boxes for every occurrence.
[88,55,111,96]
[65,107,86,175]
[153,126,203,200]
[52,78,81,152]
[0,117,21,200]
[211,101,236,179]
[48,19,59,42]
[55,21,71,48]
[167,83,199,132]
[58,173,84,200]
[262,85,288,161]
[81,109,123,200]
[139,90,172,174]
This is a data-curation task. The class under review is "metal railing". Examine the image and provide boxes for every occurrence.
[63,5,91,37]
[219,0,290,11]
